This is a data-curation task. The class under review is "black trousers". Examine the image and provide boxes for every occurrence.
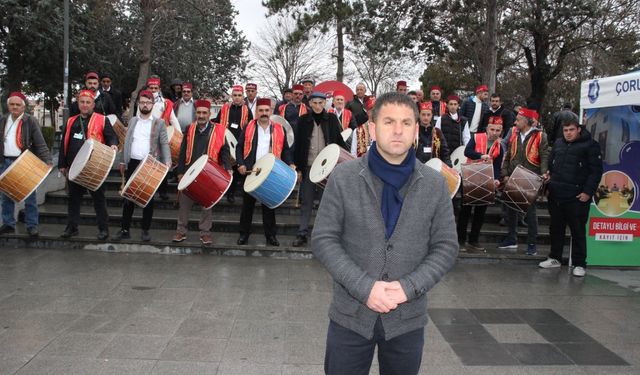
[67,180,108,231]
[457,204,488,244]
[548,197,590,268]
[121,159,155,231]
[325,318,424,375]
[239,191,276,237]
[226,167,243,198]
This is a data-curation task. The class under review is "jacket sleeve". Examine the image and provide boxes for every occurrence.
[122,118,134,168]
[28,117,52,164]
[58,121,68,169]
[438,129,452,167]
[501,136,512,178]
[464,135,482,160]
[235,127,246,167]
[103,118,119,147]
[219,142,232,171]
[539,133,550,175]
[583,141,603,197]
[158,121,171,166]
[281,128,293,165]
[348,113,358,130]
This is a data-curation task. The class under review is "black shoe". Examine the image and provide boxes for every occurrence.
[141,230,151,242]
[26,227,39,238]
[227,195,235,204]
[237,233,249,245]
[0,224,15,235]
[60,226,78,238]
[97,229,109,241]
[266,235,279,246]
[292,235,307,247]
[112,229,131,241]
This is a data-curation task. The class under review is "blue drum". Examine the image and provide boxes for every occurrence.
[244,153,296,209]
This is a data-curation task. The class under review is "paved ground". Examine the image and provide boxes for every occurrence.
[0,249,639,374]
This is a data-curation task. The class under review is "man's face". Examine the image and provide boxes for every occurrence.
[416,90,424,102]
[447,100,459,114]
[246,87,257,101]
[515,115,528,130]
[138,97,153,115]
[196,108,210,125]
[7,97,25,117]
[256,106,271,123]
[182,87,192,101]
[78,96,95,116]
[172,85,182,94]
[477,91,489,101]
[309,99,325,114]
[430,90,441,101]
[101,77,112,90]
[486,124,502,141]
[369,103,418,164]
[397,86,408,95]
[85,78,99,91]
[284,92,293,101]
[148,84,160,94]
[231,90,244,105]
[419,110,433,126]
[355,85,366,98]
[563,124,581,143]
[409,94,417,103]
[292,90,303,104]
[303,82,313,95]
[333,96,345,110]
[490,96,502,110]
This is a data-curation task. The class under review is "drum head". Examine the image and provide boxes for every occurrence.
[450,146,466,173]
[270,115,295,147]
[310,144,341,184]
[244,153,275,193]
[341,128,353,143]
[425,157,443,172]
[225,129,238,158]
[122,154,150,192]
[68,140,95,180]
[178,154,208,190]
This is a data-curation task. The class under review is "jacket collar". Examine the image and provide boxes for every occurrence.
[358,151,424,199]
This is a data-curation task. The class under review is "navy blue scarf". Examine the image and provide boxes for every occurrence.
[367,142,416,239]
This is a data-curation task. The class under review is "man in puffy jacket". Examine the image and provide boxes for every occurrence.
[538,120,602,277]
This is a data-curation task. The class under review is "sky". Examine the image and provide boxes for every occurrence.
[232,0,268,44]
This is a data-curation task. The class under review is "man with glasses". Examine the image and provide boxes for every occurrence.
[244,83,258,118]
[174,82,196,132]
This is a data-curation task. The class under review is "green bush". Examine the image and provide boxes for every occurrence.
[40,126,55,150]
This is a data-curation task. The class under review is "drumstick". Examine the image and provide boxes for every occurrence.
[246,168,262,174]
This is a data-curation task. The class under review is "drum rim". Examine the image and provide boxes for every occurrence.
[0,150,53,203]
[310,144,341,184]
[244,153,276,193]
[450,145,466,173]
[178,154,211,190]
[68,139,96,181]
[121,154,169,208]
[341,128,353,142]
[270,114,295,147]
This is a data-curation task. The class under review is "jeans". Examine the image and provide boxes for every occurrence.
[1,158,39,229]
[506,203,538,244]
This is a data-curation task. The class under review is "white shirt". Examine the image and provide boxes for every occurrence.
[140,95,182,135]
[246,97,258,118]
[469,96,482,133]
[520,127,533,143]
[131,116,153,160]
[4,114,23,157]
[176,99,194,128]
[256,123,272,161]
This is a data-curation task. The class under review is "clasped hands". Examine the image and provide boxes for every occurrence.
[366,281,408,314]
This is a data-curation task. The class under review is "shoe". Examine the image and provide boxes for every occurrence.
[497,239,517,249]
[466,242,486,253]
[526,244,537,256]
[141,230,151,242]
[97,230,109,241]
[0,224,15,235]
[458,242,467,252]
[227,195,235,204]
[26,227,39,238]
[572,266,586,277]
[538,257,561,269]
[237,234,249,245]
[172,232,186,242]
[200,233,213,245]
[292,235,307,247]
[60,226,79,238]
[266,235,280,246]
[112,229,131,241]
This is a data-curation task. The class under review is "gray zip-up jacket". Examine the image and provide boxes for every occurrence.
[121,116,171,168]
[312,152,458,340]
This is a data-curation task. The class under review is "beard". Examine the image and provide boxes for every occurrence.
[139,107,152,115]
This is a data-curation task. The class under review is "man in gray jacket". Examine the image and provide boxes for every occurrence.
[312,92,458,375]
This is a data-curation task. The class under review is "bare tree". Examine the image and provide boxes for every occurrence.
[348,46,420,96]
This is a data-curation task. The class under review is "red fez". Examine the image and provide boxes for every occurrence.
[231,85,244,93]
[138,90,153,101]
[446,95,460,103]
[396,80,407,88]
[195,99,211,109]
[147,77,161,86]
[419,102,433,112]
[333,90,346,99]
[78,90,96,100]
[475,84,489,93]
[256,98,271,107]
[430,86,442,93]
[182,82,193,90]
[488,116,503,126]
[518,108,539,121]
[292,84,304,92]
[8,92,26,102]
[365,96,377,111]
[245,83,257,90]
[85,71,99,80]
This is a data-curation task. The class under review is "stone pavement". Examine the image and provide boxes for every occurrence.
[0,248,639,375]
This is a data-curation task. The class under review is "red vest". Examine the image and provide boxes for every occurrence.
[242,120,285,160]
[467,132,501,163]
[63,113,106,155]
[161,99,174,127]
[328,108,352,130]
[508,126,541,166]
[278,103,307,118]
[219,102,250,130]
[185,122,226,165]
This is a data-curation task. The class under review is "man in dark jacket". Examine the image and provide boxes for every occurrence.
[0,92,52,237]
[460,85,490,134]
[292,92,348,247]
[479,93,515,134]
[345,82,368,126]
[99,72,123,120]
[70,71,117,117]
[539,120,602,277]
[548,103,580,145]
[415,101,450,165]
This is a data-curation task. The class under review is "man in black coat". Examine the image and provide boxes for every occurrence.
[479,93,515,134]
[539,120,602,277]
[292,92,348,246]
[70,71,117,117]
[100,72,124,120]
[345,82,369,126]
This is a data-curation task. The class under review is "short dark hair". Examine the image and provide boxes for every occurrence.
[563,119,580,128]
[371,92,419,123]
[563,102,572,110]
[490,93,501,100]
[283,88,293,94]
[408,90,417,96]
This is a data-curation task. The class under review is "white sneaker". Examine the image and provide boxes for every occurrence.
[538,258,561,269]
[572,266,586,277]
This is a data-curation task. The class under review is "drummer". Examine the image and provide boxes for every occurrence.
[497,108,549,255]
[328,90,357,130]
[415,102,451,166]
[58,90,119,240]
[351,96,375,157]
[113,90,171,242]
[236,98,295,247]
[173,99,233,244]
[0,92,52,238]
[457,116,505,253]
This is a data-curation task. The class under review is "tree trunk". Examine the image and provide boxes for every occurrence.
[335,1,345,82]
[482,0,498,93]
[129,0,156,115]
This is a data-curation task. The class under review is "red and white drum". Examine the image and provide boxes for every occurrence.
[501,165,544,214]
[120,154,169,208]
[270,115,295,147]
[309,144,355,189]
[461,162,495,206]
[425,158,461,199]
[0,150,52,203]
[178,155,232,209]
[68,139,116,191]
[166,126,183,167]
[225,129,238,164]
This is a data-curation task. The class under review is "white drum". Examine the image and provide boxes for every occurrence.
[225,129,238,162]
[450,145,466,174]
[309,144,355,189]
[68,139,116,191]
[270,115,295,147]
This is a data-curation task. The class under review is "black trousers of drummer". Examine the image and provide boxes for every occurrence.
[67,182,109,231]
[239,192,276,238]
[121,159,155,232]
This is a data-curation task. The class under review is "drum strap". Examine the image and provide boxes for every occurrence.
[4,117,23,149]
[161,99,174,127]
